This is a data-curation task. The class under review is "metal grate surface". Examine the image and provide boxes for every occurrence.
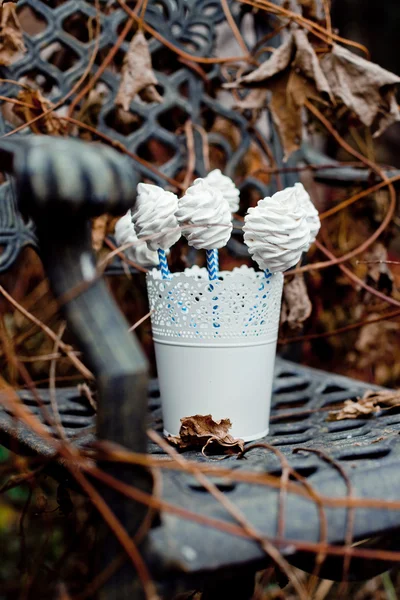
[0,0,276,272]
[2,358,400,581]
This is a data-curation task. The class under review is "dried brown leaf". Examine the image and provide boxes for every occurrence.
[237,33,294,83]
[13,89,66,135]
[355,318,399,355]
[77,84,109,129]
[328,389,400,421]
[230,29,400,154]
[281,273,312,329]
[91,214,108,252]
[235,88,268,111]
[229,31,330,158]
[167,414,245,454]
[354,320,381,355]
[269,70,314,159]
[320,44,400,135]
[292,30,332,98]
[0,2,26,67]
[363,243,393,285]
[115,30,162,110]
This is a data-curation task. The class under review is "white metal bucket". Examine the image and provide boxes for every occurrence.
[146,266,283,441]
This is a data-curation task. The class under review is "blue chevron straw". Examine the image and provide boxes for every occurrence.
[158,249,172,280]
[206,249,219,280]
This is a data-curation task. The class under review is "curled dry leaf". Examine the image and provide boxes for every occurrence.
[348,315,400,387]
[91,214,116,252]
[328,389,400,421]
[320,44,400,136]
[280,273,312,329]
[167,414,245,454]
[241,33,294,82]
[292,30,331,98]
[235,88,268,112]
[0,2,26,67]
[77,84,109,129]
[229,28,400,157]
[13,89,66,135]
[270,70,313,159]
[91,214,108,252]
[115,29,162,110]
[229,30,330,158]
[363,243,393,287]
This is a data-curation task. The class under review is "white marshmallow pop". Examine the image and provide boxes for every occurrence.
[204,169,240,214]
[114,210,159,268]
[176,178,232,280]
[131,183,181,279]
[294,182,321,249]
[243,187,311,274]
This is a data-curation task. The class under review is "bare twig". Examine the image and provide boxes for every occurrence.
[0,285,93,380]
[49,322,67,441]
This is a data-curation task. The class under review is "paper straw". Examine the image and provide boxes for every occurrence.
[206,249,219,280]
[158,249,172,280]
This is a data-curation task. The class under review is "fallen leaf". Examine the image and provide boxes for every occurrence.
[355,317,399,355]
[235,88,268,111]
[77,83,109,129]
[0,2,26,66]
[231,29,330,96]
[320,44,400,135]
[354,320,382,355]
[363,243,393,287]
[328,389,400,421]
[229,29,400,156]
[348,314,400,387]
[228,30,330,158]
[167,415,245,454]
[238,33,294,82]
[292,30,331,98]
[13,89,66,135]
[281,273,312,329]
[115,30,162,110]
[271,70,314,158]
[91,214,109,252]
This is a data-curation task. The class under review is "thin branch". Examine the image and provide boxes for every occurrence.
[128,311,152,332]
[0,285,93,380]
[279,307,400,345]
[49,322,68,441]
